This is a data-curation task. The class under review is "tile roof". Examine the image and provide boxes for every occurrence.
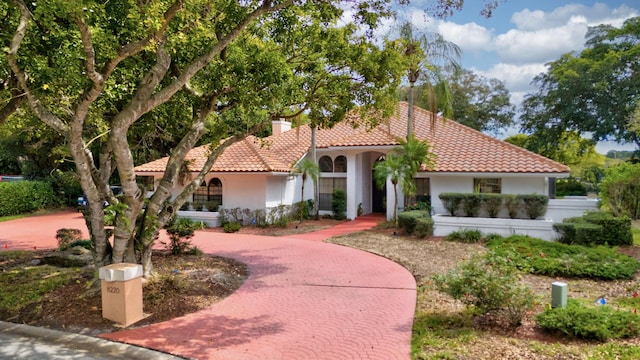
[135,102,570,174]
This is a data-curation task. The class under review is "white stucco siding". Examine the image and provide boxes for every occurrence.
[430,175,471,215]
[221,174,268,209]
[501,177,546,195]
[266,175,296,208]
[429,174,549,215]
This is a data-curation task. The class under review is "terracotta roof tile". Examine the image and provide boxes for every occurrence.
[135,102,570,174]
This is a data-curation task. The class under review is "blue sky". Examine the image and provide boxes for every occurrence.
[373,1,639,152]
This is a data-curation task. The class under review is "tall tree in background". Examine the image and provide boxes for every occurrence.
[291,158,320,222]
[432,68,514,134]
[520,17,640,148]
[396,21,461,137]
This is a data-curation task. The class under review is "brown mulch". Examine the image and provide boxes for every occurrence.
[0,251,248,336]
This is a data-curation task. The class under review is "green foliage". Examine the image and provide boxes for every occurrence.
[518,194,549,219]
[223,222,241,233]
[446,229,482,243]
[536,300,640,341]
[486,235,639,280]
[0,180,61,216]
[554,212,633,246]
[556,177,588,197]
[0,262,78,313]
[205,201,219,212]
[68,240,92,250]
[191,201,205,212]
[520,17,640,145]
[479,193,502,218]
[55,228,83,251]
[414,217,434,238]
[398,210,430,234]
[164,218,203,255]
[292,200,311,221]
[332,189,347,220]
[599,163,640,220]
[503,194,520,219]
[461,193,482,217]
[429,68,515,135]
[432,252,535,326]
[439,193,464,216]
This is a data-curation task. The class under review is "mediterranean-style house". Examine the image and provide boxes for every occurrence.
[135,102,598,238]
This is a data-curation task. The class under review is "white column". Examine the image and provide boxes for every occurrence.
[346,153,357,219]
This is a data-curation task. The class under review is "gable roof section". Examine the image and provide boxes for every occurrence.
[135,102,570,174]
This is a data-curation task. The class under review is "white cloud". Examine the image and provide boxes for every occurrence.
[438,21,494,54]
[494,22,588,64]
[479,63,547,93]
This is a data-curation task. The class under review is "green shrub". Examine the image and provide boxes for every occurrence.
[480,194,503,218]
[536,300,640,341]
[554,212,632,246]
[398,210,430,234]
[0,181,61,216]
[518,194,548,219]
[504,194,520,219]
[486,235,639,280]
[414,218,434,238]
[55,228,83,250]
[439,193,464,216]
[484,233,504,242]
[332,189,347,220]
[432,251,535,327]
[292,200,311,221]
[556,177,588,197]
[191,201,205,211]
[179,201,191,211]
[164,218,202,255]
[583,211,633,246]
[223,222,241,233]
[205,201,219,212]
[68,240,92,250]
[599,163,640,220]
[461,193,482,217]
[446,228,483,243]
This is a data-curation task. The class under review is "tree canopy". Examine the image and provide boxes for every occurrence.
[1,0,502,276]
[520,17,640,148]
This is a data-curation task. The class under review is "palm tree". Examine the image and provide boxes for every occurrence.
[374,154,406,225]
[398,21,462,137]
[291,158,320,222]
[396,135,435,206]
[374,135,435,224]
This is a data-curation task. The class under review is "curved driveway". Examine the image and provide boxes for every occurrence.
[1,212,416,359]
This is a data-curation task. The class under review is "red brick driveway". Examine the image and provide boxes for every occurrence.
[1,211,416,359]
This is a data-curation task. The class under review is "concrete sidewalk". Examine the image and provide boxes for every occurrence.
[1,212,416,359]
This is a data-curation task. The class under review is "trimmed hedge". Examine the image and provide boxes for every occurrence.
[398,210,432,237]
[553,211,633,246]
[439,192,549,219]
[0,181,61,216]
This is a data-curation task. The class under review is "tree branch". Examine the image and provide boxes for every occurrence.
[6,0,68,134]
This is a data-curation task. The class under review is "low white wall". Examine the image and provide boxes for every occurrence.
[177,211,220,228]
[433,215,557,241]
[546,198,599,222]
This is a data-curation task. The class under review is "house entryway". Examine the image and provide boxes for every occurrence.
[372,174,386,213]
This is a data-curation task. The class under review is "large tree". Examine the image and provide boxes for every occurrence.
[2,0,500,277]
[431,68,514,134]
[520,17,640,148]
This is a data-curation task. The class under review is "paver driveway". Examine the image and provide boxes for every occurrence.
[1,211,416,359]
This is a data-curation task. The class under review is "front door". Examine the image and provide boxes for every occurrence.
[372,173,386,213]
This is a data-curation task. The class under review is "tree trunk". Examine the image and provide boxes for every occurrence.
[392,181,398,225]
[407,82,415,138]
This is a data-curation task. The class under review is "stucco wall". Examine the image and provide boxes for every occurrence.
[429,174,547,215]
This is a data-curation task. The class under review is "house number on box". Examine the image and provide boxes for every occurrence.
[107,286,120,294]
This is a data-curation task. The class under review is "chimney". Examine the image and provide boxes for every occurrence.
[272,119,291,136]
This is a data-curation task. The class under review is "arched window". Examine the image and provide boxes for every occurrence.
[319,156,333,172]
[334,156,347,172]
[193,181,208,203]
[208,178,223,205]
[192,178,223,206]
